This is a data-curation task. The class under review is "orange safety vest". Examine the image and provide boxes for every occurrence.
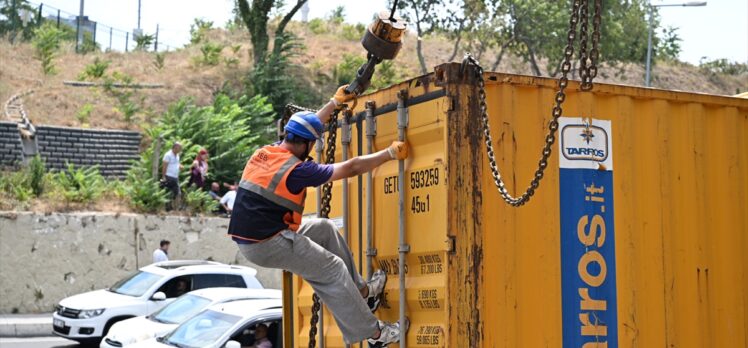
[237,145,306,232]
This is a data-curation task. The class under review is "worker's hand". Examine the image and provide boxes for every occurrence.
[331,85,355,107]
[386,141,408,160]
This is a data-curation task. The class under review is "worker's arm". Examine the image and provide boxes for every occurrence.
[316,85,354,124]
[327,141,407,182]
[161,160,168,179]
[316,101,337,124]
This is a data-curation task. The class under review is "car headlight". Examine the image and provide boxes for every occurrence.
[78,308,105,319]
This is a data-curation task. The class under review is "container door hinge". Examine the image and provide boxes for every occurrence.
[398,244,410,253]
[366,247,378,257]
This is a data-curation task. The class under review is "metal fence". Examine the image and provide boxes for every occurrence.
[19,1,179,52]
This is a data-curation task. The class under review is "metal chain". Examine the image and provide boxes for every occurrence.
[579,0,602,90]
[588,0,602,84]
[463,0,588,207]
[307,293,322,348]
[308,107,341,348]
[578,0,590,90]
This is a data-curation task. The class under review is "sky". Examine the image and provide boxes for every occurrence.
[25,0,748,64]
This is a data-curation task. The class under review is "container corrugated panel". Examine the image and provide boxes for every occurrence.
[283,62,748,347]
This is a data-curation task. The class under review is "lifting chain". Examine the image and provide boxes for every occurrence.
[308,107,341,348]
[462,0,601,207]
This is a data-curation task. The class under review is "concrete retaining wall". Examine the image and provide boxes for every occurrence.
[0,122,24,169]
[0,212,281,314]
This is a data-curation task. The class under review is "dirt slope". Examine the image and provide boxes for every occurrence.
[1,24,745,130]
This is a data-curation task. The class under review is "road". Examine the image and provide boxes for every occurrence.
[0,337,82,348]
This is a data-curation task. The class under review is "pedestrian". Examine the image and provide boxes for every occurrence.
[208,182,222,201]
[228,86,409,346]
[162,142,183,209]
[220,184,237,214]
[188,148,209,188]
[153,240,170,263]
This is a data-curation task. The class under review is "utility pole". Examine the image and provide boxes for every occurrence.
[137,0,142,29]
[645,1,706,87]
[76,0,84,53]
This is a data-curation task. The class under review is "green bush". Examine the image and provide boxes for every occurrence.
[327,6,345,26]
[333,53,367,87]
[699,58,748,76]
[153,52,166,70]
[308,18,327,34]
[32,22,65,75]
[134,33,155,51]
[125,170,170,213]
[130,93,274,188]
[78,57,110,81]
[341,23,365,41]
[48,163,105,204]
[190,18,214,45]
[115,98,141,125]
[183,188,218,214]
[370,60,403,90]
[194,42,223,66]
[0,155,46,208]
[79,31,100,54]
[0,170,33,208]
[76,103,93,125]
[28,155,46,197]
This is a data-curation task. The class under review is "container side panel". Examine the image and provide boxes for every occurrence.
[476,70,748,348]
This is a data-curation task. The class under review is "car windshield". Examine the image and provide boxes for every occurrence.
[163,309,240,348]
[109,271,161,297]
[151,294,212,324]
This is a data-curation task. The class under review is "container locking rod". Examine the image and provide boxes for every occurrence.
[340,110,352,348]
[365,101,377,279]
[396,90,409,347]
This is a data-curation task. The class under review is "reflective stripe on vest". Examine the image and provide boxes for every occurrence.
[239,146,306,228]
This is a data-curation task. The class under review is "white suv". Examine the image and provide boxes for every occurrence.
[52,260,263,345]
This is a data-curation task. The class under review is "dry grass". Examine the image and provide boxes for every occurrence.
[1,23,745,131]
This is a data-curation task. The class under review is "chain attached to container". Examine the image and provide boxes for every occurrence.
[463,0,601,207]
[307,107,341,348]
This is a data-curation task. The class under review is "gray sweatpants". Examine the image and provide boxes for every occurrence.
[237,218,378,344]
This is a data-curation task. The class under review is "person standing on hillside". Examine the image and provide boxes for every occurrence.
[228,86,409,346]
[188,148,209,189]
[153,240,170,263]
[162,142,183,209]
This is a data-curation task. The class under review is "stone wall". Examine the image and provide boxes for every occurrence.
[35,125,141,178]
[0,122,23,169]
[0,212,281,314]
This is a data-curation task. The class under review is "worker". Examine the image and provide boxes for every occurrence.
[228,86,408,346]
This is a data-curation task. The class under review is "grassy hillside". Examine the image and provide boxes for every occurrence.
[1,22,746,131]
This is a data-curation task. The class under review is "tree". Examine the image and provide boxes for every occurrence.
[393,0,445,74]
[480,0,659,77]
[1,0,40,42]
[235,0,308,64]
[656,26,681,61]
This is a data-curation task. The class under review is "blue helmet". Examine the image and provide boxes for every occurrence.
[285,111,324,141]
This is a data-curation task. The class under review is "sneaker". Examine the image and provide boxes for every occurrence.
[366,270,387,312]
[367,319,409,348]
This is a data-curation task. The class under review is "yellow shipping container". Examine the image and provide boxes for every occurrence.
[283,62,748,347]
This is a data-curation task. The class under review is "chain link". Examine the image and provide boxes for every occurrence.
[307,107,341,348]
[463,0,598,207]
[579,0,602,90]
